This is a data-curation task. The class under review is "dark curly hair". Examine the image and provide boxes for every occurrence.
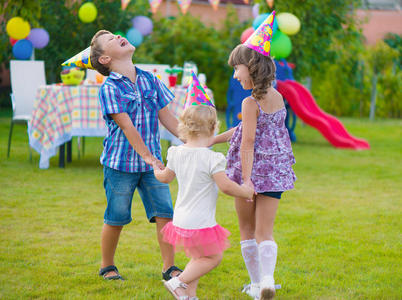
[228,44,276,100]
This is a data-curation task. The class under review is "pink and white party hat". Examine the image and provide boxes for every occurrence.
[184,72,214,109]
[243,10,275,56]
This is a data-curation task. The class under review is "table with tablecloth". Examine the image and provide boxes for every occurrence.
[29,84,107,169]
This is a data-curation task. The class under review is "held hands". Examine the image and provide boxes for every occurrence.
[144,155,165,170]
[242,178,256,202]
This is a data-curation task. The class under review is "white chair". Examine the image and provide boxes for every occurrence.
[8,60,46,160]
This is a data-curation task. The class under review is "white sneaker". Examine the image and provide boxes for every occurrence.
[242,283,260,299]
[260,276,275,300]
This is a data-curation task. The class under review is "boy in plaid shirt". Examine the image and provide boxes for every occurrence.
[90,30,182,281]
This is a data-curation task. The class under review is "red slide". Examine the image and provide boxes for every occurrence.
[276,80,369,150]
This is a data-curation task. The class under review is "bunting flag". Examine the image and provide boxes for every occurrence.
[209,0,220,11]
[61,47,94,69]
[267,0,274,8]
[149,0,162,13]
[121,0,131,10]
[243,11,275,57]
[184,72,215,109]
[178,0,192,14]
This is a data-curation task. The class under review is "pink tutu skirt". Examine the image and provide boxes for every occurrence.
[161,222,230,259]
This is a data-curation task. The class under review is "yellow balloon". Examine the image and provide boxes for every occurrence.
[78,2,98,23]
[6,17,31,40]
[277,12,301,36]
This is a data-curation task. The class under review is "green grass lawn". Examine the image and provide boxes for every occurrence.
[0,109,401,299]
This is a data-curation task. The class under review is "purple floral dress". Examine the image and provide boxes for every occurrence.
[226,99,296,193]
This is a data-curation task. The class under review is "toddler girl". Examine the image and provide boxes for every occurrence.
[154,105,254,300]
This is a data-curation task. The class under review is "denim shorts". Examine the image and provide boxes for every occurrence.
[260,191,283,199]
[103,166,173,225]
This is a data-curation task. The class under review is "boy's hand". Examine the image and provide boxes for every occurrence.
[152,160,165,171]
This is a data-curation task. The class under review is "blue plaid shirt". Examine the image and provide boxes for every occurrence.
[99,67,174,173]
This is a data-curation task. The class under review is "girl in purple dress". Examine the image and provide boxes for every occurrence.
[212,43,296,300]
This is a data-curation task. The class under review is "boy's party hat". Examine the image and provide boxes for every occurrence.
[61,47,94,69]
[243,10,275,57]
[184,72,215,109]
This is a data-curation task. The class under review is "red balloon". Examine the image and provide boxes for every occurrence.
[240,27,255,44]
[10,37,19,46]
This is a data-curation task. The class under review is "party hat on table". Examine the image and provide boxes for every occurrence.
[178,0,192,14]
[184,72,215,109]
[149,0,162,13]
[243,10,275,57]
[121,0,131,10]
[209,0,220,11]
[61,46,94,69]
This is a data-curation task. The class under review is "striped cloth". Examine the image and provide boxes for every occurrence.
[99,67,174,173]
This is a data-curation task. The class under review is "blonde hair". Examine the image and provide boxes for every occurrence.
[178,105,218,140]
[90,30,112,76]
[228,44,276,100]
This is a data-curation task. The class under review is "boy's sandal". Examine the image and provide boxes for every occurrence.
[99,265,124,280]
[162,265,183,281]
[163,277,188,300]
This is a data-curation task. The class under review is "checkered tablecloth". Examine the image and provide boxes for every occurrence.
[29,84,107,169]
[160,86,214,145]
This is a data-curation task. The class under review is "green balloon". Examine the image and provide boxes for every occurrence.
[271,30,292,59]
[114,31,126,38]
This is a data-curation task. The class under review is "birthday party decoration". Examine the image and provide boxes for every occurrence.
[78,2,98,23]
[252,3,260,18]
[240,27,254,44]
[267,0,274,8]
[243,0,249,4]
[61,47,94,69]
[126,28,143,47]
[149,0,162,14]
[12,39,33,60]
[178,0,192,14]
[277,12,300,35]
[10,37,19,46]
[27,28,49,49]
[121,0,131,10]
[132,16,153,36]
[184,72,215,109]
[270,30,292,59]
[6,17,31,40]
[209,0,220,11]
[244,11,276,57]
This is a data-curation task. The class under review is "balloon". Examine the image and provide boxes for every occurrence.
[253,13,278,35]
[240,27,254,44]
[12,39,33,60]
[27,28,49,49]
[6,17,31,40]
[114,31,126,38]
[132,16,153,36]
[126,28,143,47]
[270,30,292,59]
[252,3,260,18]
[252,13,269,30]
[277,12,300,35]
[10,37,19,46]
[78,2,98,23]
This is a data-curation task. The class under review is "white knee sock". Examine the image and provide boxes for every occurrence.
[258,240,278,278]
[240,239,260,284]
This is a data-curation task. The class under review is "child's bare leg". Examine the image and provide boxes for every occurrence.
[175,254,223,297]
[155,217,179,275]
[235,197,256,240]
[101,224,123,277]
[255,195,279,242]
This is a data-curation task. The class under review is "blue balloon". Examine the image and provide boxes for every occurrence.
[12,39,33,60]
[252,13,278,35]
[126,28,143,47]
